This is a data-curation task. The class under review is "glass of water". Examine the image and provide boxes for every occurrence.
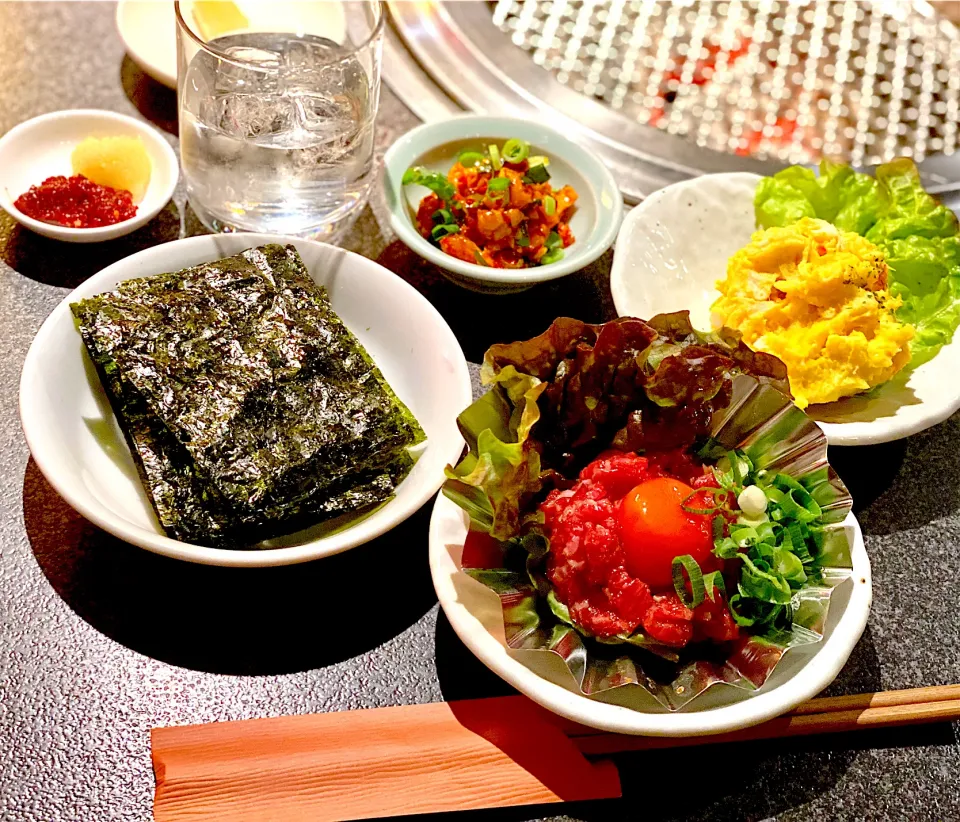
[175,1,383,243]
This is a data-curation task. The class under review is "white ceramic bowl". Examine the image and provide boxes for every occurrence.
[116,0,354,89]
[0,109,179,243]
[383,115,623,294]
[20,234,472,567]
[116,0,178,88]
[430,493,872,737]
[610,172,960,446]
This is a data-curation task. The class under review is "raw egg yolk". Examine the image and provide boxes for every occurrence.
[618,477,714,590]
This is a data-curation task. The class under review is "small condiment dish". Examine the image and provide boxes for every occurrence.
[20,233,472,567]
[0,109,178,243]
[383,115,623,294]
[610,172,960,446]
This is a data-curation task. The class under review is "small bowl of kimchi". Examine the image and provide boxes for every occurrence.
[384,115,623,293]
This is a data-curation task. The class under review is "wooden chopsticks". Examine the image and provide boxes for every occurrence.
[570,684,960,755]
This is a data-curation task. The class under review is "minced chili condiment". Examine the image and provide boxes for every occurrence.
[14,174,136,228]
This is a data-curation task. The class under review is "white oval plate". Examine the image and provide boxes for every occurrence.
[430,493,872,737]
[20,234,471,567]
[610,172,960,446]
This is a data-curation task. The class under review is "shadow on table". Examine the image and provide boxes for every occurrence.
[835,413,960,536]
[829,439,907,517]
[120,55,178,135]
[376,240,616,363]
[22,459,439,675]
[360,703,958,822]
[0,201,182,289]
[430,594,954,822]
[434,609,517,703]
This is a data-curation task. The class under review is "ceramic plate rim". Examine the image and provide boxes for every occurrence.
[116,0,178,88]
[20,233,472,567]
[429,492,872,737]
[609,171,960,446]
[383,114,623,285]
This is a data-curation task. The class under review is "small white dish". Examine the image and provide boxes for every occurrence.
[0,109,179,243]
[610,172,960,446]
[429,493,872,737]
[116,0,178,88]
[116,0,352,89]
[20,233,472,567]
[383,115,623,294]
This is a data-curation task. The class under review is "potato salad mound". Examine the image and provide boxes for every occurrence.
[712,217,915,408]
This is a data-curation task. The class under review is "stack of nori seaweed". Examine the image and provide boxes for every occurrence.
[72,244,426,548]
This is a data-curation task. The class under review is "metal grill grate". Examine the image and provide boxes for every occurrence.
[491,0,960,165]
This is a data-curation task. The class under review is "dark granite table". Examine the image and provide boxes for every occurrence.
[1,3,959,820]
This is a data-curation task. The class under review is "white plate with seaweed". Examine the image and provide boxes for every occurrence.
[20,234,472,567]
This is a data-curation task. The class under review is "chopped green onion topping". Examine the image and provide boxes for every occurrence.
[540,248,564,265]
[488,144,502,170]
[401,166,456,203]
[431,208,454,225]
[458,150,485,167]
[545,230,562,250]
[543,195,556,216]
[516,236,530,247]
[702,571,726,602]
[473,250,489,266]
[680,487,730,515]
[523,163,551,184]
[431,223,459,240]
[672,554,706,609]
[527,154,549,167]
[487,176,511,192]
[501,138,530,164]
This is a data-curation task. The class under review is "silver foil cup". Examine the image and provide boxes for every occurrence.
[463,374,853,711]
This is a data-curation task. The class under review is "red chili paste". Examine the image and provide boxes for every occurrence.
[14,175,136,228]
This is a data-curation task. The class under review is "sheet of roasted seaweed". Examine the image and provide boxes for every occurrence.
[72,244,425,547]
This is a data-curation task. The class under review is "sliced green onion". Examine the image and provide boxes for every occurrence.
[681,487,729,515]
[774,548,807,586]
[402,166,456,203]
[543,195,556,216]
[545,230,562,250]
[501,138,530,164]
[713,536,739,559]
[728,593,757,627]
[523,163,551,184]
[540,248,564,265]
[431,223,459,240]
[702,571,726,602]
[527,154,549,167]
[672,554,706,609]
[488,144,502,170]
[473,250,489,266]
[739,554,794,604]
[487,176,511,192]
[516,236,530,247]
[431,208,453,225]
[458,150,485,167]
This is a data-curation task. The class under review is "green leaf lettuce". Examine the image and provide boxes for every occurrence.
[755,158,960,365]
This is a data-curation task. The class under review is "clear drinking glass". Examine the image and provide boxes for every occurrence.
[175,1,383,243]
